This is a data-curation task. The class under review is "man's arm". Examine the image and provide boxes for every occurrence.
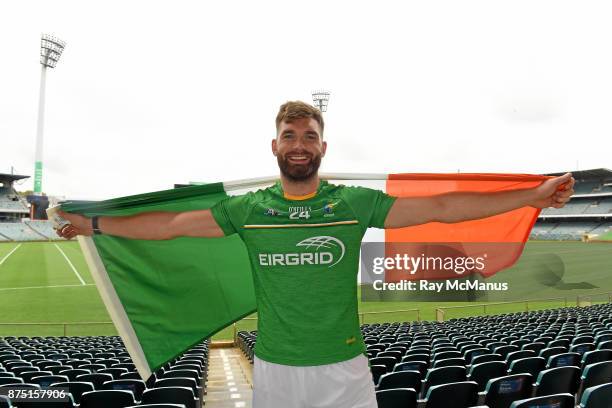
[384,173,575,229]
[55,209,225,240]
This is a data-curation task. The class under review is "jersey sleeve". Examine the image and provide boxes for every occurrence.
[210,193,253,236]
[342,186,397,229]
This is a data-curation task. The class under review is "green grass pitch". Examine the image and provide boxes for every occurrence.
[0,240,610,340]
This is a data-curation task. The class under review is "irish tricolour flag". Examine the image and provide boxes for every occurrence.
[60,172,548,379]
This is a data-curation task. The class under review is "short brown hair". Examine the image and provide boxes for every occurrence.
[275,101,324,135]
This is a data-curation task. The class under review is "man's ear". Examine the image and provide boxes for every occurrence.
[321,140,327,157]
[271,138,278,156]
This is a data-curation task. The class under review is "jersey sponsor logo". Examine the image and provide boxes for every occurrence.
[258,236,346,267]
[323,201,336,217]
[264,208,280,216]
[288,206,312,220]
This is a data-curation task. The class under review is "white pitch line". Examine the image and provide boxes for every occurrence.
[0,243,21,266]
[54,243,86,285]
[0,283,95,291]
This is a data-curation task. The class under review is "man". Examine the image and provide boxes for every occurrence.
[57,101,574,408]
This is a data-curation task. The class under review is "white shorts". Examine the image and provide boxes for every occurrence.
[253,353,377,408]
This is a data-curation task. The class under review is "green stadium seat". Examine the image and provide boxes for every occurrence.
[141,387,199,408]
[79,389,136,408]
[467,361,506,391]
[546,352,580,368]
[49,381,95,404]
[101,379,146,401]
[507,357,546,377]
[375,388,417,408]
[483,374,533,408]
[422,381,478,408]
[509,393,574,408]
[580,361,612,392]
[579,382,612,408]
[377,370,421,393]
[422,366,466,396]
[533,366,580,396]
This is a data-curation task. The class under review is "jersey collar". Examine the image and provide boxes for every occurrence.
[276,180,327,201]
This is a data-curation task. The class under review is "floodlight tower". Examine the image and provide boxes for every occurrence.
[34,34,66,195]
[312,90,330,113]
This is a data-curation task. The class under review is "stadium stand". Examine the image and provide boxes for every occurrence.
[237,303,612,407]
[533,168,612,241]
[0,336,209,407]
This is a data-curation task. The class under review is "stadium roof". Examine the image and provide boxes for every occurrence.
[0,173,29,182]
[544,168,612,180]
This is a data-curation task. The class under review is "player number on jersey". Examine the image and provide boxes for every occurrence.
[289,210,311,220]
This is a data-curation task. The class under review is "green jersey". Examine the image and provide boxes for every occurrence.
[211,180,396,366]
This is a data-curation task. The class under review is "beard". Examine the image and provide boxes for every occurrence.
[277,153,322,182]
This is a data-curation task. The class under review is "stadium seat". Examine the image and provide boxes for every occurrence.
[11,366,37,376]
[580,361,612,391]
[422,366,466,396]
[432,357,466,368]
[0,395,10,408]
[509,393,574,408]
[539,347,566,360]
[422,381,478,408]
[58,369,91,381]
[98,367,128,379]
[75,373,114,389]
[0,377,23,386]
[369,364,387,385]
[533,366,580,396]
[432,350,461,361]
[579,382,612,408]
[154,377,202,403]
[20,370,52,382]
[161,369,201,384]
[101,379,146,401]
[376,371,421,393]
[467,361,506,391]
[521,342,546,354]
[597,340,612,350]
[141,386,199,408]
[547,352,581,368]
[0,373,15,379]
[30,374,69,387]
[370,357,397,372]
[79,389,137,408]
[375,388,417,408]
[571,343,596,355]
[581,349,612,368]
[35,360,61,370]
[401,354,430,364]
[483,374,533,408]
[48,366,73,375]
[507,357,545,377]
[119,372,141,380]
[494,345,519,359]
[464,348,490,363]
[80,364,106,373]
[49,382,95,404]
[505,350,535,365]
[471,353,504,365]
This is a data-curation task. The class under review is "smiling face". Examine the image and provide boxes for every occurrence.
[272,117,327,182]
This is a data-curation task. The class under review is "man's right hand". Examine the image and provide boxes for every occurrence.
[55,210,92,239]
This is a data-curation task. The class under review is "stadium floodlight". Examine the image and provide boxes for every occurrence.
[312,90,330,112]
[34,34,66,195]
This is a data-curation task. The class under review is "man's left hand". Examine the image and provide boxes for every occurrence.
[531,172,575,209]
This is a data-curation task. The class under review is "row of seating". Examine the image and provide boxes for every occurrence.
[0,335,209,407]
[238,304,612,407]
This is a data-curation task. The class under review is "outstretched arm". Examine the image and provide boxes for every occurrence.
[55,209,225,240]
[384,173,575,229]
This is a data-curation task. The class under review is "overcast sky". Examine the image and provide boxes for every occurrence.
[2,1,611,200]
